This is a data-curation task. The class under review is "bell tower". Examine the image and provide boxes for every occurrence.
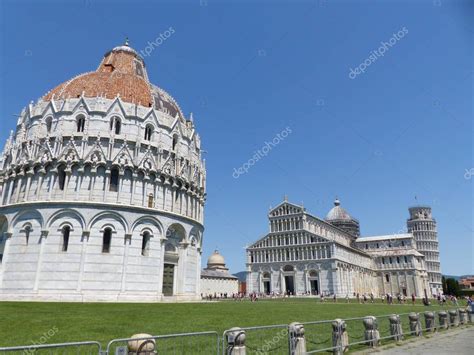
[407,206,442,295]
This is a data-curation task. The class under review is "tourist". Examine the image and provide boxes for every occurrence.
[411,293,416,305]
[467,296,474,319]
[346,294,349,303]
[370,293,374,303]
[333,294,337,303]
[452,296,459,306]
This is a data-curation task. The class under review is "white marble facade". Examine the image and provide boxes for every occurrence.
[0,43,206,302]
[246,199,431,298]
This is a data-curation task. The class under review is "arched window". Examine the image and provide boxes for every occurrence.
[148,194,154,208]
[109,167,119,192]
[24,225,31,245]
[58,165,66,191]
[110,117,121,135]
[385,274,390,282]
[76,115,86,133]
[144,125,153,141]
[172,134,178,151]
[102,228,112,253]
[62,226,70,252]
[141,232,151,256]
[46,117,52,133]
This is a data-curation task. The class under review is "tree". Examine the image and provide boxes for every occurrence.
[445,278,460,296]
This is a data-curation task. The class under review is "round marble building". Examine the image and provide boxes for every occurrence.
[0,42,206,302]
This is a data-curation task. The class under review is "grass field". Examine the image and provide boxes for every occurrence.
[0,298,466,351]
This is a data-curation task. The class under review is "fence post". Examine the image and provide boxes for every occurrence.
[408,313,422,336]
[127,334,156,355]
[438,311,448,329]
[225,327,246,355]
[389,314,403,341]
[448,310,459,327]
[424,311,435,332]
[458,309,467,325]
[289,322,306,355]
[363,316,380,347]
[331,319,348,355]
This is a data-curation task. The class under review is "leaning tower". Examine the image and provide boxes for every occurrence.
[407,206,442,295]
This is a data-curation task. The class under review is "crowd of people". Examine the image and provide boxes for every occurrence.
[202,291,474,311]
[201,292,247,301]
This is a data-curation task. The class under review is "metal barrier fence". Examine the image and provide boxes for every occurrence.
[302,309,469,354]
[106,331,219,355]
[0,341,102,354]
[222,324,289,355]
[0,308,471,354]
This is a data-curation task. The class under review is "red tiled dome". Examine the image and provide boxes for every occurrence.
[43,43,182,117]
[44,44,152,106]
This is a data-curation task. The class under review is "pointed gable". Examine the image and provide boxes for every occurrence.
[269,201,304,217]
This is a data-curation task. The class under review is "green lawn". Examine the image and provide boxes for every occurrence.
[0,298,467,353]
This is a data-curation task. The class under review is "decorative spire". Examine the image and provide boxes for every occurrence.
[284,195,288,202]
[124,37,130,46]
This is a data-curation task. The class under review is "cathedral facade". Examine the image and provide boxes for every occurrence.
[246,198,433,298]
[0,42,206,302]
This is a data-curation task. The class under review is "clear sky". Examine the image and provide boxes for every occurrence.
[0,0,472,276]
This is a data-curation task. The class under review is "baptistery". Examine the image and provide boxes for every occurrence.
[0,41,206,302]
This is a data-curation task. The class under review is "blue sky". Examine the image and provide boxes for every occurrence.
[0,0,472,275]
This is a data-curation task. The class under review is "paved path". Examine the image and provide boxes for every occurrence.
[374,327,474,354]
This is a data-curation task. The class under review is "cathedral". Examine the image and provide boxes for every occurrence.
[246,198,442,298]
[0,41,206,302]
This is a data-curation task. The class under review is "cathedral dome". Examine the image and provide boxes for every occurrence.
[325,198,360,237]
[325,198,353,221]
[43,40,184,119]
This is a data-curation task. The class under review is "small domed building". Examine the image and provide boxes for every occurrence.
[0,41,206,302]
[200,250,238,297]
